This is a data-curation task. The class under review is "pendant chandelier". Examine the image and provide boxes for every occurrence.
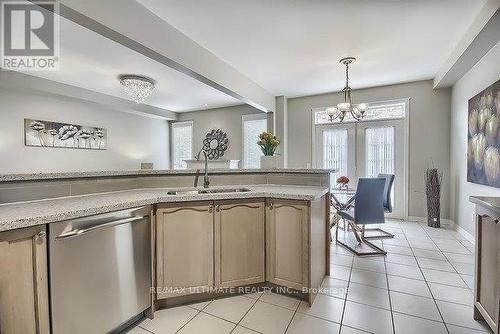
[326,57,368,122]
[119,75,156,104]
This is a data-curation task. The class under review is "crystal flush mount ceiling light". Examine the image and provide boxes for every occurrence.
[119,75,156,104]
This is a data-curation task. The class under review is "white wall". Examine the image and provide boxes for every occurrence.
[287,80,452,218]
[0,89,169,173]
[450,42,500,235]
[177,104,264,161]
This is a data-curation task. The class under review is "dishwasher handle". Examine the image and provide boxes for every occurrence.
[55,216,146,240]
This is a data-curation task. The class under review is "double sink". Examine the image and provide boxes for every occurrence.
[166,187,251,195]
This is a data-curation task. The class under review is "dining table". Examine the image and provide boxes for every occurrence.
[330,187,356,211]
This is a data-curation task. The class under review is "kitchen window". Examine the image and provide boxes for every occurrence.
[171,121,193,170]
[242,114,267,168]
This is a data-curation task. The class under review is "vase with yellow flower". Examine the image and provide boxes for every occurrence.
[257,132,280,169]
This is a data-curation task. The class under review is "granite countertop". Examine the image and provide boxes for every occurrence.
[0,184,329,232]
[470,196,500,216]
[0,168,334,182]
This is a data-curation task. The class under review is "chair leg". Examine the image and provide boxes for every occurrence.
[363,227,394,240]
[360,224,387,255]
[335,221,386,256]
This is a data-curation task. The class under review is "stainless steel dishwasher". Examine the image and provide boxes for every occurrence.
[49,206,151,334]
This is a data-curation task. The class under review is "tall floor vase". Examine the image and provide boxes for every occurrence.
[425,168,442,228]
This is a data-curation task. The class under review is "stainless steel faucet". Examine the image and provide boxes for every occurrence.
[194,149,210,188]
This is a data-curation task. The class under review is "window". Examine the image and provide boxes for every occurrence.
[365,126,395,206]
[322,129,348,187]
[314,100,406,125]
[171,121,193,170]
[242,114,267,168]
[365,126,395,177]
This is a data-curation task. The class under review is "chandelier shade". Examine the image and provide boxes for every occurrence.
[327,57,368,122]
[119,75,156,104]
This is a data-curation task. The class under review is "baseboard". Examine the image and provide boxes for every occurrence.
[406,216,454,226]
[454,223,475,244]
[406,216,474,244]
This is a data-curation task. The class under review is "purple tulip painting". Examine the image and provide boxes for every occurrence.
[24,119,107,150]
[467,79,499,188]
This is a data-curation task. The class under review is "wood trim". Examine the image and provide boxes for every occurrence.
[215,201,265,287]
[156,200,213,209]
[158,206,210,214]
[214,206,221,287]
[473,209,500,333]
[325,192,331,276]
[219,204,263,211]
[267,198,310,207]
[214,198,265,206]
[147,206,156,319]
[156,208,164,299]
[0,225,50,334]
[156,203,214,299]
[266,200,309,291]
[308,195,327,306]
[32,227,50,334]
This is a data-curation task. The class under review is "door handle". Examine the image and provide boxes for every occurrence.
[55,216,145,240]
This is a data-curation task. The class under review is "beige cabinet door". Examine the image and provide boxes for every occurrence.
[215,200,265,287]
[0,226,50,334]
[266,199,309,291]
[156,203,214,299]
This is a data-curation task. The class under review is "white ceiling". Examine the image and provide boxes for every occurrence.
[25,15,241,113]
[138,0,487,97]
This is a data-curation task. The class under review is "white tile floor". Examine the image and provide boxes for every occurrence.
[127,220,492,334]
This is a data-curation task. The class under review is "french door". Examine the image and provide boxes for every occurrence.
[316,119,407,218]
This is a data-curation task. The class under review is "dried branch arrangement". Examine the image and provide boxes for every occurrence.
[425,168,443,228]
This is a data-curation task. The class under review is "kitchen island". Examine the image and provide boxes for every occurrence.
[0,169,331,334]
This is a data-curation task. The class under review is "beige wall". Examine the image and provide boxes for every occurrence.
[287,80,452,218]
[0,89,170,174]
[176,80,452,219]
[450,42,500,235]
[177,104,265,162]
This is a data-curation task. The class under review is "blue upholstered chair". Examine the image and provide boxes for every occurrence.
[336,177,387,255]
[379,173,395,213]
[363,174,396,240]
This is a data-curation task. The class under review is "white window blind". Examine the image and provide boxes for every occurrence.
[365,126,395,205]
[365,126,395,177]
[243,115,267,168]
[323,129,348,187]
[171,121,193,170]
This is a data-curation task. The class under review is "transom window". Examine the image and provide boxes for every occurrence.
[314,100,406,125]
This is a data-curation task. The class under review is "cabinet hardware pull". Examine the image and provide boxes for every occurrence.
[216,205,220,212]
[269,202,273,210]
[55,216,144,240]
[208,205,213,213]
[36,231,46,240]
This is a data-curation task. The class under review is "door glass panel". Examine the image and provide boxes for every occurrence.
[322,129,348,189]
[365,126,395,205]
